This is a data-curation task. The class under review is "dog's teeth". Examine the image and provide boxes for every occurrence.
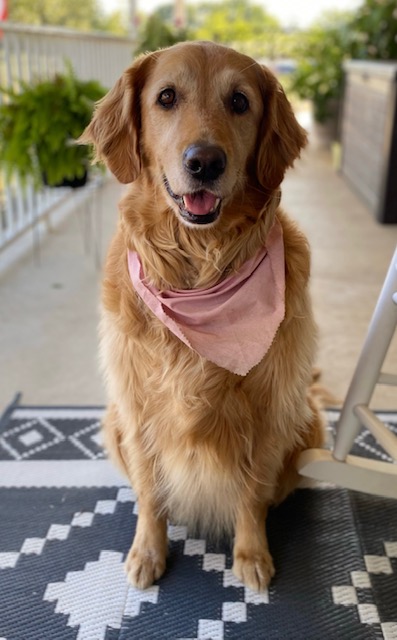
[209,198,221,213]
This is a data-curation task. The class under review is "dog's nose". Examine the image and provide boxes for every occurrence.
[183,144,226,182]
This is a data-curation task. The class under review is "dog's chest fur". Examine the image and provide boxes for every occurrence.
[99,211,316,534]
[100,296,306,535]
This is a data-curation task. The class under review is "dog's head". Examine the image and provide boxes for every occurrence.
[81,41,306,229]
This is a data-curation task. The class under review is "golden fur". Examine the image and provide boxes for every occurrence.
[81,41,324,592]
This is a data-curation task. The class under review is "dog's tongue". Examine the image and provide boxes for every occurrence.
[183,191,217,216]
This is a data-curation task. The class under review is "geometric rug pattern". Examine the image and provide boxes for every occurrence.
[1,400,397,640]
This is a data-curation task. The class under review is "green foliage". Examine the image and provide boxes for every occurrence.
[148,3,197,27]
[96,11,129,36]
[0,65,106,187]
[136,0,284,61]
[350,0,397,60]
[290,11,354,123]
[8,0,127,34]
[135,13,190,55]
[194,0,280,44]
[290,0,397,124]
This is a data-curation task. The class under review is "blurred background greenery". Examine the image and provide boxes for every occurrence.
[4,0,397,132]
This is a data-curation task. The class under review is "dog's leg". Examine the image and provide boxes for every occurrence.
[233,402,325,593]
[125,492,168,589]
[232,500,275,592]
[103,405,168,589]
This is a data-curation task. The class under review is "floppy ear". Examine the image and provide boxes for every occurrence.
[256,67,307,192]
[79,53,154,184]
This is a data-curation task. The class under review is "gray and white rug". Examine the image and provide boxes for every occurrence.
[1,397,397,640]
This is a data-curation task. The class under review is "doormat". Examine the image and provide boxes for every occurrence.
[0,399,396,640]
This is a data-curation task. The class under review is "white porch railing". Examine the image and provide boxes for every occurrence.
[0,22,135,254]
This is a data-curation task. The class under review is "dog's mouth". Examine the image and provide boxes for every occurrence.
[164,177,222,226]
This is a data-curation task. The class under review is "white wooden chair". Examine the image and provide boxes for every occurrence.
[298,245,397,498]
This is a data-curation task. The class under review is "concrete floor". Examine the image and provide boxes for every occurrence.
[283,146,397,409]
[1,142,397,413]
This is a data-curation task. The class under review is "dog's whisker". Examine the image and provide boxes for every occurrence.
[240,60,262,73]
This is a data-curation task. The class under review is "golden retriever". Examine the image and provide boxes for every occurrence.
[81,41,324,593]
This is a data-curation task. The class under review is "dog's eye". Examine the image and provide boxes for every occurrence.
[158,88,176,109]
[231,92,249,114]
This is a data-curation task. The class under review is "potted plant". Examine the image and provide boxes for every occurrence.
[289,11,353,145]
[0,64,106,188]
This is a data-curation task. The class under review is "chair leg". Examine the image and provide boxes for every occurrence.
[333,246,397,461]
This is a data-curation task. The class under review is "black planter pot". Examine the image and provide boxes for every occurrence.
[42,170,88,189]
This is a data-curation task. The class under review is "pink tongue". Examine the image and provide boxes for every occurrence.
[183,191,217,216]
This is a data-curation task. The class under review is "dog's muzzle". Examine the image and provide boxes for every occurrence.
[164,143,226,225]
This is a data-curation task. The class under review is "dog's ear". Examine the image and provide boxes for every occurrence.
[256,66,307,192]
[79,53,154,184]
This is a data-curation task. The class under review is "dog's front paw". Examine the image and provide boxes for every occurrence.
[125,545,166,590]
[232,550,275,592]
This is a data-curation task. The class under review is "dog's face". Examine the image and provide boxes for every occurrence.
[81,42,306,229]
[139,44,265,228]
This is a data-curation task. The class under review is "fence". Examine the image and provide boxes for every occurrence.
[0,22,135,253]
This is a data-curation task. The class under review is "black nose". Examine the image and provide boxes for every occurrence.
[183,144,227,182]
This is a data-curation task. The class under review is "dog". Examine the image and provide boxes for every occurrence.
[80,41,324,593]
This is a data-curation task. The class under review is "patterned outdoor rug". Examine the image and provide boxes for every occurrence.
[0,396,397,640]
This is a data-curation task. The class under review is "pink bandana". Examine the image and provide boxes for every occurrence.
[128,219,285,376]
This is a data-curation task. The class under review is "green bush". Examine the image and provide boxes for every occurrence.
[290,0,397,124]
[351,0,397,60]
[0,65,106,187]
[290,12,352,123]
[135,14,190,55]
